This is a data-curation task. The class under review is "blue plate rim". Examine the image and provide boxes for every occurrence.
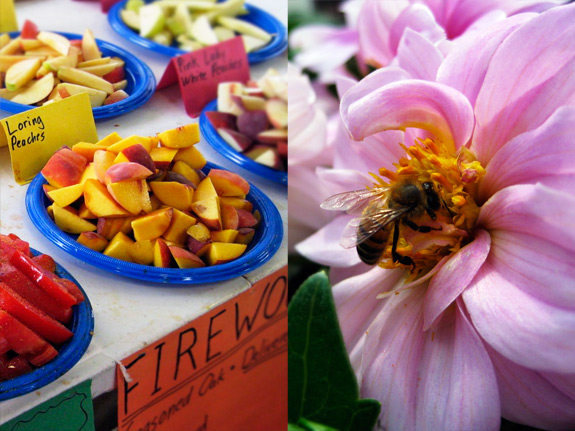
[25,162,283,284]
[200,99,287,185]
[0,31,156,120]
[0,249,94,401]
[107,0,287,64]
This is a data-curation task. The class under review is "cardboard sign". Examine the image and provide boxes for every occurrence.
[117,267,288,431]
[0,0,18,32]
[0,93,98,185]
[157,37,250,117]
[0,380,95,431]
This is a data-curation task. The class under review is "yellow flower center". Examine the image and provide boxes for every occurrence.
[367,138,484,278]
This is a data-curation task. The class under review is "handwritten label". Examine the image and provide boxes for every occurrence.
[0,380,95,431]
[157,37,250,117]
[0,0,18,32]
[117,267,288,431]
[0,93,97,185]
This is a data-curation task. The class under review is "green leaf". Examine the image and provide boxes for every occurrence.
[288,271,381,431]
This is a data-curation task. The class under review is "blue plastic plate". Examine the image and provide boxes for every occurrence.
[108,0,287,64]
[0,250,94,401]
[25,162,283,284]
[200,99,287,185]
[0,31,156,120]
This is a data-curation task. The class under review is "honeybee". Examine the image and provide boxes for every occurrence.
[321,179,441,267]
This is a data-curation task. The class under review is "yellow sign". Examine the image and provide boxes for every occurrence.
[0,93,98,184]
[0,0,18,32]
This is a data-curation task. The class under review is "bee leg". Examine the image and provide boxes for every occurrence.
[402,219,441,233]
[392,220,415,268]
[425,206,438,220]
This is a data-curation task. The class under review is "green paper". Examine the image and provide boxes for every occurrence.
[288,271,380,431]
[1,380,94,431]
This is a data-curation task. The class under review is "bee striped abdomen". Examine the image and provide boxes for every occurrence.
[356,224,390,265]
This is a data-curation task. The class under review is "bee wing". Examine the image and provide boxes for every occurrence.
[339,204,410,249]
[321,188,389,214]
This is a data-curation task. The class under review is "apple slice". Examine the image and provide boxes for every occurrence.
[58,66,114,94]
[121,9,141,30]
[206,111,237,130]
[244,145,283,170]
[237,110,269,139]
[214,26,236,42]
[265,99,288,129]
[5,57,42,91]
[56,83,107,107]
[104,90,129,105]
[217,82,244,115]
[217,16,272,42]
[43,54,78,73]
[191,15,219,46]
[242,34,269,53]
[256,128,288,144]
[216,128,253,152]
[140,3,166,38]
[21,20,39,39]
[10,73,54,105]
[37,31,71,55]
[81,29,101,61]
[233,95,266,111]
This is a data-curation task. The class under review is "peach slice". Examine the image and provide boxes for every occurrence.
[96,132,123,147]
[206,242,247,265]
[211,229,239,243]
[72,142,107,162]
[97,217,135,240]
[10,73,54,105]
[132,207,174,242]
[208,169,250,197]
[172,161,202,187]
[103,232,134,262]
[162,209,197,245]
[52,204,97,234]
[149,181,193,211]
[193,177,218,202]
[47,183,84,208]
[41,147,88,188]
[153,238,172,268]
[107,179,152,215]
[129,240,155,265]
[93,150,116,183]
[78,202,97,219]
[219,196,253,212]
[173,145,206,170]
[84,179,131,217]
[107,135,153,153]
[77,231,108,252]
[191,197,221,231]
[237,208,258,228]
[169,246,205,269]
[104,162,153,184]
[186,222,212,256]
[150,146,178,170]
[157,123,200,148]
[118,144,155,173]
[79,163,99,184]
[187,222,211,242]
[235,227,255,245]
[221,204,239,230]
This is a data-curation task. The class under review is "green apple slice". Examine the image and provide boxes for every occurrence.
[190,15,219,46]
[121,9,141,31]
[82,29,102,62]
[214,26,235,42]
[10,73,55,105]
[241,34,268,53]
[5,57,42,91]
[43,54,79,72]
[57,66,114,94]
[139,4,166,38]
[37,31,71,55]
[217,16,271,42]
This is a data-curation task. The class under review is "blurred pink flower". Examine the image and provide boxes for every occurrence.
[297,4,575,430]
[290,0,563,81]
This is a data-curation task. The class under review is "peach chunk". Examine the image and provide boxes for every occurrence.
[84,179,131,218]
[219,197,253,212]
[206,242,247,265]
[211,229,238,243]
[171,161,202,187]
[236,227,255,245]
[97,217,135,240]
[107,135,153,153]
[191,197,221,231]
[80,163,98,184]
[47,183,84,208]
[77,231,108,252]
[237,208,258,228]
[220,204,239,230]
[129,240,155,265]
[72,142,107,162]
[52,204,97,234]
[107,179,152,215]
[149,181,193,211]
[193,177,218,202]
[153,238,172,268]
[207,169,250,197]
[41,147,88,188]
[96,132,123,147]
[93,150,116,183]
[173,145,206,170]
[104,162,153,184]
[169,246,205,269]
[150,146,178,170]
[103,232,134,262]
[132,207,174,242]
[118,144,155,173]
[162,209,197,245]
[157,124,200,148]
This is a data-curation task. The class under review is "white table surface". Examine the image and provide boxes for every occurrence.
[0,0,287,423]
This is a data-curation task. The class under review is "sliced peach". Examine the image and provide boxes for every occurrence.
[104,162,153,184]
[107,179,152,215]
[169,246,205,269]
[103,232,134,262]
[107,135,153,153]
[171,160,202,187]
[186,237,211,257]
[211,229,238,243]
[93,150,116,183]
[117,144,155,173]
[72,142,107,162]
[150,146,178,170]
[47,183,84,208]
[191,197,221,231]
[77,231,108,252]
[80,163,98,184]
[97,216,135,240]
[220,204,239,230]
[153,238,172,268]
[237,208,258,228]
[149,181,193,211]
[173,145,206,170]
[235,227,255,245]
[206,242,247,265]
[131,207,173,242]
[96,132,123,147]
[157,123,200,148]
[41,147,88,188]
[84,179,131,217]
[129,239,155,265]
[78,202,97,219]
[219,196,253,212]
[52,204,97,234]
[208,169,250,197]
[162,209,197,245]
[193,177,218,202]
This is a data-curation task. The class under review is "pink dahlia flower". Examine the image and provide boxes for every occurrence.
[298,5,575,430]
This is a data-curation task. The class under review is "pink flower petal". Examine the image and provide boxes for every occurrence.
[360,287,427,430]
[415,300,500,431]
[437,13,534,107]
[478,184,575,252]
[333,265,403,351]
[356,0,409,67]
[463,235,575,374]
[424,229,491,330]
[295,215,361,267]
[388,3,446,55]
[479,106,575,200]
[396,28,444,81]
[472,4,575,164]
[330,262,373,286]
[486,344,575,430]
[316,167,373,195]
[341,79,475,151]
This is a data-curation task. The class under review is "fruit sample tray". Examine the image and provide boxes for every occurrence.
[0,248,94,401]
[200,100,287,184]
[0,31,156,120]
[26,162,283,284]
[108,0,287,64]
